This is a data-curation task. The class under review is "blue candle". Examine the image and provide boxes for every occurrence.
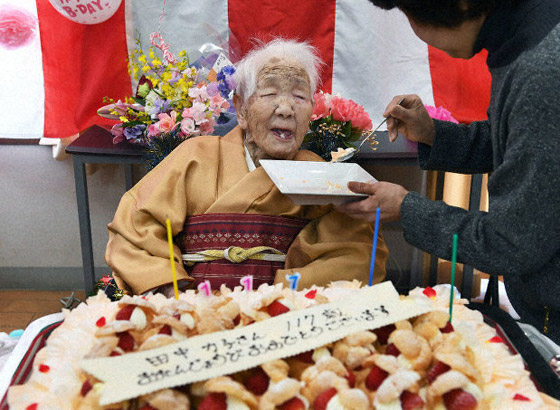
[286,272,301,290]
[369,207,381,286]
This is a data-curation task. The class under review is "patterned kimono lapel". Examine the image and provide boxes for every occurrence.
[206,128,277,214]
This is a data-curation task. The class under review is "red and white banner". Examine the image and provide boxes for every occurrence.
[0,0,490,140]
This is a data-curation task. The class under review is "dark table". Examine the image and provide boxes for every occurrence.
[66,125,144,295]
[353,130,419,165]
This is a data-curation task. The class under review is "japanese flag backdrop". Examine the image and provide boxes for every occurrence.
[0,0,490,140]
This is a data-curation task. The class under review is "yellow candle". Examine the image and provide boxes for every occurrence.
[166,218,179,300]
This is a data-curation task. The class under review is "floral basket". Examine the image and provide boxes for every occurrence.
[98,38,237,170]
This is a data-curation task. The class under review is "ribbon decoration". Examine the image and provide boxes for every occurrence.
[148,0,177,65]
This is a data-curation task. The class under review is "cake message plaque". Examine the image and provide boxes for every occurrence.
[81,281,433,405]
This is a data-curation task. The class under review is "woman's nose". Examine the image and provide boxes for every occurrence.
[274,96,294,117]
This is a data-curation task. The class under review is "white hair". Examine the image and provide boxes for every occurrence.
[234,38,323,102]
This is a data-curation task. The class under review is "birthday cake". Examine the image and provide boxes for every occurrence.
[6,281,559,409]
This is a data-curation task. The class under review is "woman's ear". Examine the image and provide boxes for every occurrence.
[233,94,247,129]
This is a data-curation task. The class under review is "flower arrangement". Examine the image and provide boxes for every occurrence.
[98,38,237,169]
[302,91,374,161]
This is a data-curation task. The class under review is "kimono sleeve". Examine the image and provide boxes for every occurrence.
[277,210,388,289]
[105,152,194,294]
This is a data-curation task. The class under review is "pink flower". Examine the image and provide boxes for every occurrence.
[111,124,125,144]
[210,94,230,116]
[147,123,160,137]
[331,96,372,130]
[425,105,459,124]
[330,96,353,122]
[183,101,208,124]
[311,92,330,120]
[350,108,373,130]
[156,111,179,133]
[180,117,195,136]
[0,5,37,50]
[188,85,209,102]
[98,100,134,119]
[199,118,215,135]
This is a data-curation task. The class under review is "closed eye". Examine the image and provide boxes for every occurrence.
[259,89,277,97]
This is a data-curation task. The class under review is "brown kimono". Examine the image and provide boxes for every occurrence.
[105,126,388,294]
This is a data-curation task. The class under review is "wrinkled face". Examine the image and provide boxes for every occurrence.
[235,58,313,163]
[407,14,486,59]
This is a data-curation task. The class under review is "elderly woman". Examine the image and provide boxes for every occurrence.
[105,39,389,296]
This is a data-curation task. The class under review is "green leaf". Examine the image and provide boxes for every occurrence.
[123,120,145,127]
[132,96,146,105]
[303,131,317,143]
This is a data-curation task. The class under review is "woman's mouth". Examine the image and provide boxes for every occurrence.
[272,128,294,139]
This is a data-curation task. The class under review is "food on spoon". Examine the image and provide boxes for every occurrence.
[330,147,355,162]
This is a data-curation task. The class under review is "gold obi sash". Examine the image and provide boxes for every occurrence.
[175,213,309,289]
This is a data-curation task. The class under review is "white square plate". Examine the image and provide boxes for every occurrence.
[260,160,376,205]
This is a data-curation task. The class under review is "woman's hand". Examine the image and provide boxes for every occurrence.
[385,94,435,145]
[334,181,408,223]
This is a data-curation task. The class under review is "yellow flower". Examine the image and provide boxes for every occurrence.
[178,81,190,95]
[161,71,172,83]
[161,83,174,98]
[119,116,129,123]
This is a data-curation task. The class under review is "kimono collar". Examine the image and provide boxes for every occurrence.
[244,144,256,172]
[473,0,560,68]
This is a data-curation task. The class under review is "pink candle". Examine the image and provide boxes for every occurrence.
[197,280,212,297]
[240,275,253,292]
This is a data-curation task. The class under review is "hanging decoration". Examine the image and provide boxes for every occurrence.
[47,0,122,25]
[149,0,176,65]
[0,4,38,50]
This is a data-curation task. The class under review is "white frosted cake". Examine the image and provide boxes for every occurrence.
[6,281,559,409]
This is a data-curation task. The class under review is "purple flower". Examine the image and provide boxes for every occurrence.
[206,82,220,97]
[218,82,232,99]
[154,99,171,114]
[123,124,146,140]
[217,65,236,99]
[217,65,235,81]
[225,76,236,90]
[168,74,180,85]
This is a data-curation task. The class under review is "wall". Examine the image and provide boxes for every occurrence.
[0,144,145,290]
[0,144,426,293]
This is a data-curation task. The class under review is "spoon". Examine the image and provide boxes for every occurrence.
[331,97,405,162]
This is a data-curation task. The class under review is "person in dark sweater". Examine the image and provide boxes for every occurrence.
[336,0,560,344]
